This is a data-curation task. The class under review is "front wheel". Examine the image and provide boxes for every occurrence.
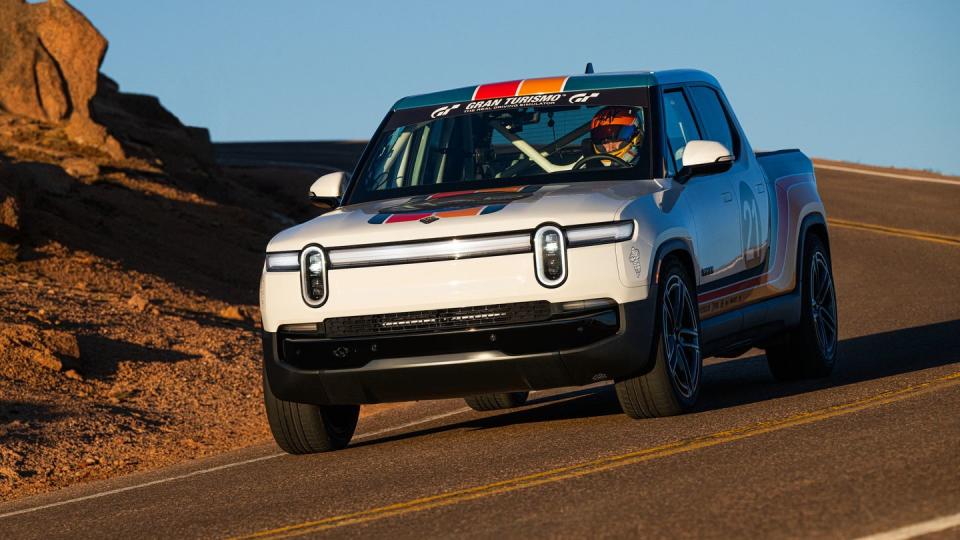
[263,369,359,454]
[615,258,702,418]
[765,234,838,380]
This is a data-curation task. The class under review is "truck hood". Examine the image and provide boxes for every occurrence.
[267,180,666,251]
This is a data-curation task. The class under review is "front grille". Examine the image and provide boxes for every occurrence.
[324,301,552,338]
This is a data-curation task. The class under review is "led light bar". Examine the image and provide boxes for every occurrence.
[566,220,635,247]
[327,233,532,269]
[265,221,634,274]
[265,251,300,272]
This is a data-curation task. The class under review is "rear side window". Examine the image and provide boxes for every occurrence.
[662,89,701,170]
[688,86,737,157]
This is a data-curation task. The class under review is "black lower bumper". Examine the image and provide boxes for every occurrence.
[263,299,657,405]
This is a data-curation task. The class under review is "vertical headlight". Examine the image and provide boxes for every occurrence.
[300,245,328,307]
[533,225,567,288]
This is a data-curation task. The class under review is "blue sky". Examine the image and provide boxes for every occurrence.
[72,0,959,174]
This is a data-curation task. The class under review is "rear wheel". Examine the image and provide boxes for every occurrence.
[263,369,359,454]
[464,391,529,411]
[766,234,838,380]
[615,258,702,419]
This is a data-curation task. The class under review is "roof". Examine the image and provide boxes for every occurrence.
[393,69,720,110]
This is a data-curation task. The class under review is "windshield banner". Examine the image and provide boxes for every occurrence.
[388,87,648,128]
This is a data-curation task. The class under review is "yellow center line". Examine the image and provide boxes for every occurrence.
[231,370,960,539]
[828,218,960,246]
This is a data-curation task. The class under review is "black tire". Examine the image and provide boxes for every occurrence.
[464,391,529,411]
[615,258,702,419]
[263,369,359,454]
[766,234,838,381]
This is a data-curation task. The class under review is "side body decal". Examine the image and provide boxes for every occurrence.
[697,173,818,318]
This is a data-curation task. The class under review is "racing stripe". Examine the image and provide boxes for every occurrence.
[428,186,525,199]
[369,186,541,224]
[476,186,525,193]
[473,80,523,100]
[428,190,481,200]
[517,76,568,95]
[435,208,482,218]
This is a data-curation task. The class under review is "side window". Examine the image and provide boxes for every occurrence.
[688,86,737,157]
[662,89,701,171]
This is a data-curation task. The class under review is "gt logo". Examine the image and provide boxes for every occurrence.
[430,104,461,118]
[568,92,599,104]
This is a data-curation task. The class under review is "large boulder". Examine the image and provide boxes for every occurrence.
[0,0,123,158]
[0,0,214,173]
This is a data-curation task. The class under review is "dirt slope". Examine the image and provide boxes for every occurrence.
[0,101,340,500]
[0,0,352,500]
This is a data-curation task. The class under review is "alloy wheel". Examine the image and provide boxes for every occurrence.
[661,274,701,399]
[809,251,838,359]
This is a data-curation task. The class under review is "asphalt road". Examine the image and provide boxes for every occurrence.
[2,159,959,539]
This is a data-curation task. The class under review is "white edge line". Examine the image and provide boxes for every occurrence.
[353,407,472,440]
[0,406,474,520]
[815,163,960,186]
[0,453,284,520]
[855,511,960,540]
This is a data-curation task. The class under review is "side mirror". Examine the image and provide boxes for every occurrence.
[308,171,348,210]
[677,140,733,181]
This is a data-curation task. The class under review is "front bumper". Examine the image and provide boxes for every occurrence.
[262,298,658,405]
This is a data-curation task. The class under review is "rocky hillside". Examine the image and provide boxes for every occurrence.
[0,0,329,501]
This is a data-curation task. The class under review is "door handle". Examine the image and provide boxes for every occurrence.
[721,192,733,203]
[755,183,765,193]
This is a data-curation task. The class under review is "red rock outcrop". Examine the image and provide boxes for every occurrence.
[0,0,123,157]
[0,0,213,172]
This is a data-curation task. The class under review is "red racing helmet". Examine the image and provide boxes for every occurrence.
[590,106,644,162]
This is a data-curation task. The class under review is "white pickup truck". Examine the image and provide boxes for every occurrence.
[259,69,837,454]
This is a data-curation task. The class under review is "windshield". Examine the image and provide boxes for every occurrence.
[346,87,651,204]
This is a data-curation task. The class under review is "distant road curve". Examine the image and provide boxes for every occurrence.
[214,140,366,173]
[814,163,960,187]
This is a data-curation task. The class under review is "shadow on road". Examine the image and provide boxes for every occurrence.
[701,318,960,412]
[351,319,960,449]
[350,387,622,450]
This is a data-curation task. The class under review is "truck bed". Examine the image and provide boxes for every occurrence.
[756,149,814,182]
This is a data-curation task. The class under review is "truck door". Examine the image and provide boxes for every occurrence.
[662,89,743,293]
[687,86,771,279]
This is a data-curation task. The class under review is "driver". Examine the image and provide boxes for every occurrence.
[589,106,644,165]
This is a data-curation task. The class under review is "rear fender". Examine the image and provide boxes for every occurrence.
[795,212,830,295]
